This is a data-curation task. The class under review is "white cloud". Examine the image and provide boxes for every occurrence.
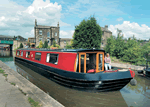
[60,30,74,38]
[25,29,34,36]
[116,17,123,21]
[0,0,70,38]
[109,21,150,40]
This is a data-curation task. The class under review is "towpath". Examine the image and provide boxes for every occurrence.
[0,61,64,107]
[111,62,144,71]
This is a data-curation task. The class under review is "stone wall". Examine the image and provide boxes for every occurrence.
[101,31,112,49]
[13,40,27,50]
[59,38,71,49]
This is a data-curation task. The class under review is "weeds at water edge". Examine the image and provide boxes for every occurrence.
[10,82,16,86]
[18,88,27,96]
[28,97,41,107]
[0,68,8,80]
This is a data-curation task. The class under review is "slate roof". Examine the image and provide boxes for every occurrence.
[0,35,14,38]
[35,25,58,28]
[101,27,112,33]
[59,38,72,41]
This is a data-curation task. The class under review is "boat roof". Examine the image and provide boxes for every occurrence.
[17,48,105,53]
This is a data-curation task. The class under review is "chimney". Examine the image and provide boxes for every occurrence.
[35,19,37,26]
[105,25,108,30]
[57,22,59,27]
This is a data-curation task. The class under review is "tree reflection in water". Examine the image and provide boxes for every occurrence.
[126,74,150,98]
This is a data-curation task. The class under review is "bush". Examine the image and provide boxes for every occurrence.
[43,41,48,48]
[19,43,23,48]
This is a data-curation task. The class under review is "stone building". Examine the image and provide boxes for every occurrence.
[34,19,60,47]
[28,37,35,47]
[100,25,112,49]
[13,40,27,50]
[59,38,72,49]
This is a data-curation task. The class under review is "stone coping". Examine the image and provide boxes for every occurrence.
[0,61,64,107]
[111,62,144,71]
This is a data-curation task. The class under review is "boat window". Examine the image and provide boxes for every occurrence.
[26,52,30,58]
[35,52,41,61]
[86,53,96,72]
[98,54,103,71]
[21,51,23,57]
[46,53,58,64]
[17,51,20,56]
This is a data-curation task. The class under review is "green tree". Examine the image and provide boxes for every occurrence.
[72,16,102,49]
[19,43,23,48]
[53,40,56,47]
[39,41,43,48]
[43,41,48,48]
[65,42,72,49]
[121,37,144,65]
[114,34,126,58]
[104,35,116,56]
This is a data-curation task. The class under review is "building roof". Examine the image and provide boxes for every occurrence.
[59,38,72,41]
[35,25,58,28]
[28,37,35,39]
[101,27,112,33]
[0,35,14,38]
[18,48,105,53]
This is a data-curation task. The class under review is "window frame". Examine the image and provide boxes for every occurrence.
[26,51,30,58]
[35,52,41,61]
[55,32,57,36]
[47,32,50,37]
[46,53,59,65]
[21,51,23,57]
[39,37,42,42]
[17,51,20,56]
[39,30,42,35]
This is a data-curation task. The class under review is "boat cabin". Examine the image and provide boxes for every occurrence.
[16,49,105,73]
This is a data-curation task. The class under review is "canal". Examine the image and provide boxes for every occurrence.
[1,50,150,107]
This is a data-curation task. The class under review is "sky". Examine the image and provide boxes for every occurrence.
[0,0,150,40]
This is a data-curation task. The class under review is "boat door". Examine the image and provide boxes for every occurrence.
[77,52,104,73]
[79,53,86,73]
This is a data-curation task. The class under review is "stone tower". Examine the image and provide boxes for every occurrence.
[35,19,37,26]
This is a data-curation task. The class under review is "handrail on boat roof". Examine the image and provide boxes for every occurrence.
[17,48,105,52]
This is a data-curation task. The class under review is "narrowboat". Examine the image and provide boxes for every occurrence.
[15,48,136,91]
[138,59,150,77]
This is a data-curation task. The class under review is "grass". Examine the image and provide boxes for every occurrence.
[10,82,16,86]
[0,68,5,74]
[0,68,8,78]
[28,97,41,107]
[18,88,27,96]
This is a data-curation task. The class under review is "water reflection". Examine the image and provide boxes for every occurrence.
[15,62,128,107]
[121,75,150,107]
[0,50,13,57]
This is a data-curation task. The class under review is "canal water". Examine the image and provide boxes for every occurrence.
[1,50,150,107]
